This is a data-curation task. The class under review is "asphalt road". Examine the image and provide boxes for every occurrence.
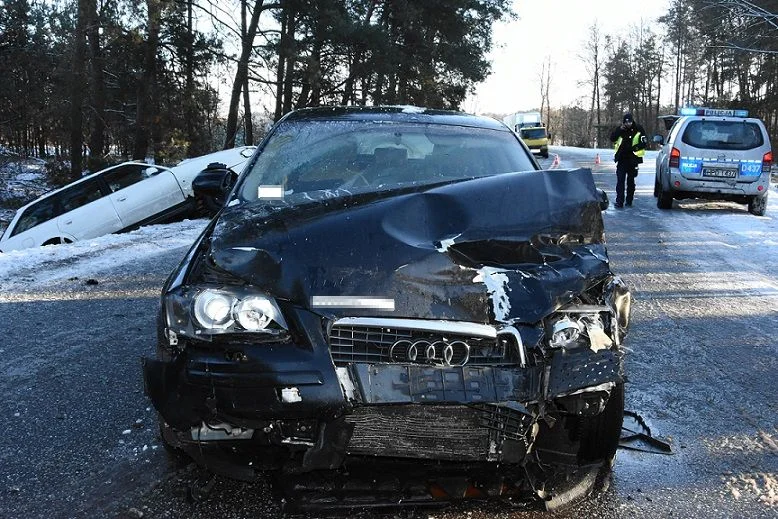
[1,147,776,518]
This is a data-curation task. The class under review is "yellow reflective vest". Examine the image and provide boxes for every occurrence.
[614,132,645,158]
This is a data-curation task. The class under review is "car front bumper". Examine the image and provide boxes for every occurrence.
[670,169,770,197]
[142,310,624,479]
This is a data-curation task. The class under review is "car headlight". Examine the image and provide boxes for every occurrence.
[545,309,614,352]
[193,290,234,329]
[165,286,288,339]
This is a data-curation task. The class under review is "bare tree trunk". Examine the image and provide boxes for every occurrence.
[243,77,254,144]
[274,9,287,121]
[133,0,163,160]
[69,0,90,179]
[87,0,106,170]
[184,0,197,155]
[225,0,265,148]
[341,0,377,105]
[281,9,296,115]
[241,0,254,144]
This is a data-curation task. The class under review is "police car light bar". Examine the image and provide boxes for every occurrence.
[679,107,749,117]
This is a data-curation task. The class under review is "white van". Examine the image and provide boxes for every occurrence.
[0,147,255,252]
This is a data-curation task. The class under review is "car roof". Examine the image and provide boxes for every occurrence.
[677,115,765,125]
[15,161,158,212]
[280,105,510,132]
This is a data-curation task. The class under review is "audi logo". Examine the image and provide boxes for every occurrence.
[388,339,470,367]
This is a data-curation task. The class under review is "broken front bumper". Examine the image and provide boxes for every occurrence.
[142,310,624,479]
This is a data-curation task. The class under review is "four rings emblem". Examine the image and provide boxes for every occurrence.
[388,339,470,366]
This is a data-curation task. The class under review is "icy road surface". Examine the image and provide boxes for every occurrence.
[0,147,776,517]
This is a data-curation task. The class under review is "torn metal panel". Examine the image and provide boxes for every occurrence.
[204,169,609,324]
[546,348,623,397]
[349,363,543,404]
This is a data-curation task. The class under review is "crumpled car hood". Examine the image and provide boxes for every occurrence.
[203,169,611,324]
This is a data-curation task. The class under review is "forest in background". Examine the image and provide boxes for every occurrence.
[496,0,778,148]
[2,0,778,178]
[0,0,512,178]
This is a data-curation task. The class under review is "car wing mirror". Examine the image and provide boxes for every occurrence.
[144,166,161,177]
[192,162,235,197]
[597,188,609,211]
[652,134,664,145]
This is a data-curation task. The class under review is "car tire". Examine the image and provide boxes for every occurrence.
[653,176,659,197]
[657,184,673,209]
[533,383,624,510]
[197,194,225,218]
[535,382,625,466]
[158,415,189,463]
[575,382,625,464]
[748,194,768,216]
[542,151,549,159]
[43,237,74,246]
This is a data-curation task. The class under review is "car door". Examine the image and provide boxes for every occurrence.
[101,164,185,228]
[56,178,122,240]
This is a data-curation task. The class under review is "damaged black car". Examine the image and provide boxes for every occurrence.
[142,106,632,510]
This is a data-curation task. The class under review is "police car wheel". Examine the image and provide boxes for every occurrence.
[748,194,768,216]
[657,186,673,209]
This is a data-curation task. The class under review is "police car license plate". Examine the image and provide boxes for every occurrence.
[702,167,737,178]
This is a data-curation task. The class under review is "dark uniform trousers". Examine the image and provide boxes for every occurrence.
[615,161,637,206]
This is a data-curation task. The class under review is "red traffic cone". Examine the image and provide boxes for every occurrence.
[595,153,601,165]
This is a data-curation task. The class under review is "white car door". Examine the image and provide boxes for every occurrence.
[56,177,122,240]
[101,164,185,228]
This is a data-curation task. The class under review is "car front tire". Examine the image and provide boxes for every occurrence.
[575,382,625,463]
[534,383,624,510]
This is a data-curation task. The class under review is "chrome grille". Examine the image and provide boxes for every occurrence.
[328,321,520,367]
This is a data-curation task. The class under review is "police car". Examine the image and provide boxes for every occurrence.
[653,107,772,215]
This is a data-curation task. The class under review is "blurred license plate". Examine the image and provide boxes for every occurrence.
[702,168,737,178]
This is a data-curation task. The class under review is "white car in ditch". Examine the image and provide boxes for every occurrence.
[0,147,255,252]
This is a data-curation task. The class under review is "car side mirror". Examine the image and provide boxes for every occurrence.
[652,134,664,145]
[597,188,609,211]
[144,166,160,177]
[192,162,235,198]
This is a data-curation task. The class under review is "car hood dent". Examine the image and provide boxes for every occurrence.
[205,169,611,324]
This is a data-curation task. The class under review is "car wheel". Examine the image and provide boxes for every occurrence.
[542,151,549,159]
[657,184,673,209]
[197,194,225,217]
[748,194,768,216]
[534,383,624,509]
[576,382,625,463]
[158,415,189,463]
[43,237,74,246]
[653,175,659,197]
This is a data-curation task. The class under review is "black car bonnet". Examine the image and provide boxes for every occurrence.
[202,168,611,324]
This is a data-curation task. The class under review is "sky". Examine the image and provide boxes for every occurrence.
[466,0,671,116]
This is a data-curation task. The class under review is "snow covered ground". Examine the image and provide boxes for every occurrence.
[0,218,207,299]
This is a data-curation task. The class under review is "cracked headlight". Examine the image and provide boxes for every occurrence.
[193,290,234,329]
[549,317,582,348]
[165,286,288,339]
[546,308,614,351]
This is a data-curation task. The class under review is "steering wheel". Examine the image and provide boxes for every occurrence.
[338,170,371,190]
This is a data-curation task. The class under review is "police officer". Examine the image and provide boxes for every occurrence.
[610,113,646,208]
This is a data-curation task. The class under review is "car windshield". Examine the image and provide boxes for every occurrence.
[681,120,764,150]
[237,120,536,204]
[520,128,547,139]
